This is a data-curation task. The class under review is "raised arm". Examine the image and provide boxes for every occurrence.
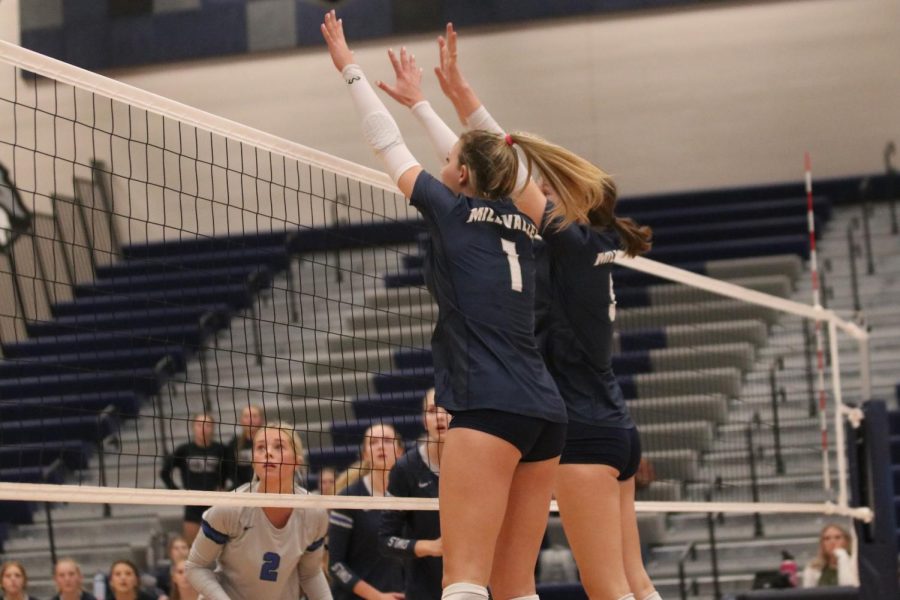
[434,23,545,226]
[377,47,458,164]
[320,10,422,198]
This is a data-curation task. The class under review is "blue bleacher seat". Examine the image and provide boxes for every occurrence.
[51,283,260,317]
[306,444,360,472]
[27,305,230,337]
[647,234,810,263]
[0,368,162,399]
[0,415,116,446]
[0,465,66,485]
[74,265,267,296]
[890,436,900,464]
[619,329,667,353]
[329,415,425,448]
[0,440,92,470]
[0,391,142,421]
[372,368,434,395]
[352,390,426,420]
[0,501,35,525]
[535,583,587,600]
[97,244,290,278]
[2,326,207,358]
[0,346,187,378]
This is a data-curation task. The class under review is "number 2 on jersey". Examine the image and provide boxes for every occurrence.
[260,552,280,581]
[500,239,523,292]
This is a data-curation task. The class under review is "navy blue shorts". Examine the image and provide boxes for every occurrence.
[448,409,567,462]
[560,422,641,481]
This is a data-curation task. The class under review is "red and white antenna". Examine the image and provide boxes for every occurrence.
[806,152,831,492]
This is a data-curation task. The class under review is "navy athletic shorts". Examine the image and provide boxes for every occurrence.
[448,409,567,462]
[184,504,211,524]
[559,422,642,481]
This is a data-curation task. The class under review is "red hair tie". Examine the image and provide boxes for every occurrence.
[505,134,514,147]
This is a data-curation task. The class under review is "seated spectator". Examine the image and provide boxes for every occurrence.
[379,388,447,600]
[1,561,39,600]
[316,467,337,496]
[152,536,190,596]
[160,413,229,544]
[51,558,95,600]
[635,457,656,490]
[329,424,406,600]
[802,524,859,587]
[166,561,196,600]
[225,405,264,489]
[107,561,158,600]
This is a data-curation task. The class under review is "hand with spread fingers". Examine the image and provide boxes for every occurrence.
[433,23,480,125]
[320,9,354,73]
[377,47,426,109]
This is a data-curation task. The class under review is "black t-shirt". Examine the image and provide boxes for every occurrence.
[225,434,254,489]
[159,441,229,491]
[410,171,565,423]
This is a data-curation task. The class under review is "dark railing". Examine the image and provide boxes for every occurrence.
[95,404,119,518]
[706,501,722,600]
[677,542,697,600]
[768,358,786,476]
[746,417,764,539]
[884,141,897,234]
[41,458,65,566]
[846,219,862,313]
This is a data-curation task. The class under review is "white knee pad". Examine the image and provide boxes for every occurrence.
[642,592,662,600]
[616,594,635,600]
[443,582,489,600]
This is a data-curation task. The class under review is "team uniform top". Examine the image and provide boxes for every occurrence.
[379,444,442,600]
[160,441,229,491]
[411,171,565,423]
[328,477,405,599]
[540,220,634,429]
[185,482,330,600]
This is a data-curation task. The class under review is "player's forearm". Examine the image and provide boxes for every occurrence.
[298,553,333,600]
[185,562,231,600]
[410,101,458,163]
[351,579,387,600]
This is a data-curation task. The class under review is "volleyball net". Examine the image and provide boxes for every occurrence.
[0,40,873,525]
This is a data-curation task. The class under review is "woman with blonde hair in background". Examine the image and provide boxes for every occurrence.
[51,558,95,600]
[802,524,858,588]
[167,561,197,600]
[328,424,406,600]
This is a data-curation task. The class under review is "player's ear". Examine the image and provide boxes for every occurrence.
[458,164,470,188]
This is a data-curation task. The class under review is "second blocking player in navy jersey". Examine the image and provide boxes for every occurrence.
[321,11,620,600]
[431,23,662,600]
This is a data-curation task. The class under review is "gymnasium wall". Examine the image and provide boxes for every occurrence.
[1,0,899,242]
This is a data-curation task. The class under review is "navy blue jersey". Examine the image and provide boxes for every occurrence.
[411,171,565,423]
[379,445,441,600]
[328,479,405,599]
[541,221,633,429]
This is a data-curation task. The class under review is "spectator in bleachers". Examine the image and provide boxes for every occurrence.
[329,424,406,600]
[166,561,196,600]
[107,561,157,600]
[802,524,858,588]
[1,561,38,600]
[51,558,95,600]
[316,467,337,496]
[152,536,190,596]
[160,413,229,544]
[225,405,264,489]
[380,388,447,600]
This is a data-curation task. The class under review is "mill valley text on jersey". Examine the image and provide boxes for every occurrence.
[465,206,540,240]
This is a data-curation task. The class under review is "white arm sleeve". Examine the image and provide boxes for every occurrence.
[410,101,459,163]
[185,536,231,600]
[465,105,529,194]
[834,549,859,586]
[297,549,332,600]
[340,64,419,183]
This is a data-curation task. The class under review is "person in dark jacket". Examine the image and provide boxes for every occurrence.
[380,389,448,600]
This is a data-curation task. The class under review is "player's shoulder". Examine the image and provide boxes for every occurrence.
[201,504,245,536]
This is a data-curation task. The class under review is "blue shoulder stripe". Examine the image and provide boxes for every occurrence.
[305,537,325,552]
[201,519,229,544]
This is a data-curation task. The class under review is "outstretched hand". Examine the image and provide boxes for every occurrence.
[377,47,425,108]
[320,9,354,72]
[434,23,469,100]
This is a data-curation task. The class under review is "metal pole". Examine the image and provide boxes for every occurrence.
[828,319,849,508]
[746,425,764,537]
[706,504,722,600]
[44,502,58,566]
[858,179,875,275]
[846,224,861,313]
[803,320,817,418]
[769,362,786,476]
[885,142,897,234]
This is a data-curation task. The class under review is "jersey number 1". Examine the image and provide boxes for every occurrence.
[500,239,523,292]
[260,552,280,582]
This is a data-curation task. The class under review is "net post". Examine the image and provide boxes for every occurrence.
[828,318,850,509]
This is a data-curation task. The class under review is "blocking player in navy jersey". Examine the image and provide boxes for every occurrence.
[184,422,331,600]
[431,25,662,600]
[322,12,617,600]
[328,424,406,600]
[379,389,448,600]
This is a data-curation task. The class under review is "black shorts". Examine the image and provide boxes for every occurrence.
[560,422,641,481]
[184,504,210,523]
[448,409,566,462]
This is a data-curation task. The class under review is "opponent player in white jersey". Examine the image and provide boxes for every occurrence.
[185,422,331,600]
